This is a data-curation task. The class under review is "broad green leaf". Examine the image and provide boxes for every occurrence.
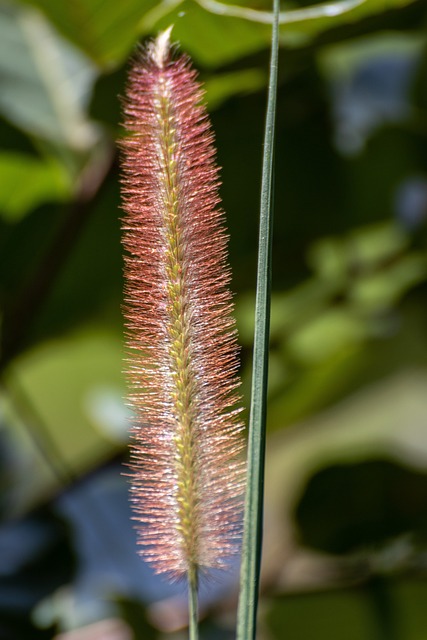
[318,31,426,81]
[6,327,126,505]
[0,2,97,149]
[146,1,271,67]
[20,0,159,68]
[346,223,410,268]
[349,254,426,312]
[308,223,411,281]
[267,347,364,430]
[278,0,419,43]
[18,0,420,71]
[146,0,419,67]
[204,68,267,109]
[289,308,366,364]
[0,152,71,221]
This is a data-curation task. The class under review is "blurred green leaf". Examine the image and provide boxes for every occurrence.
[204,68,267,109]
[8,327,125,495]
[238,222,424,363]
[265,369,427,519]
[347,223,410,271]
[26,176,122,345]
[89,65,126,129]
[309,223,410,277]
[0,152,71,221]
[318,31,426,82]
[279,0,419,43]
[0,2,97,150]
[236,282,335,347]
[21,0,159,68]
[289,307,365,364]
[350,254,426,312]
[148,0,421,67]
[151,1,271,67]
[306,237,348,284]
[267,346,364,429]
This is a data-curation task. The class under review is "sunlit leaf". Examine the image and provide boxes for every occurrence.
[147,0,420,66]
[7,328,125,497]
[0,2,97,149]
[150,0,271,67]
[350,255,426,312]
[205,68,267,109]
[21,0,159,67]
[289,308,365,364]
[0,152,70,221]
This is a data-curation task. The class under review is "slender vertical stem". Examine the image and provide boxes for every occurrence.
[188,563,199,640]
[368,578,400,640]
[236,1,279,639]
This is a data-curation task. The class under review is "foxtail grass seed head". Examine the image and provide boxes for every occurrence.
[120,29,245,580]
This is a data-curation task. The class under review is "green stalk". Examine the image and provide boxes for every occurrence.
[188,563,199,640]
[236,1,279,638]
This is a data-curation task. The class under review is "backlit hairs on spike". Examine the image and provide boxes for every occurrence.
[120,29,245,579]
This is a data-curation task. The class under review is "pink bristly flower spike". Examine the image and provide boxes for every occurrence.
[120,27,245,583]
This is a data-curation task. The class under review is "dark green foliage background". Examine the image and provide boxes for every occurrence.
[1,0,427,637]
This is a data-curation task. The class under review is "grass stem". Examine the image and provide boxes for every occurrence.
[188,563,199,640]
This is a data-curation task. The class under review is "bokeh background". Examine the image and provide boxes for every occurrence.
[1,0,427,638]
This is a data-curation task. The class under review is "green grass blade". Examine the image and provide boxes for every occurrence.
[236,0,279,638]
